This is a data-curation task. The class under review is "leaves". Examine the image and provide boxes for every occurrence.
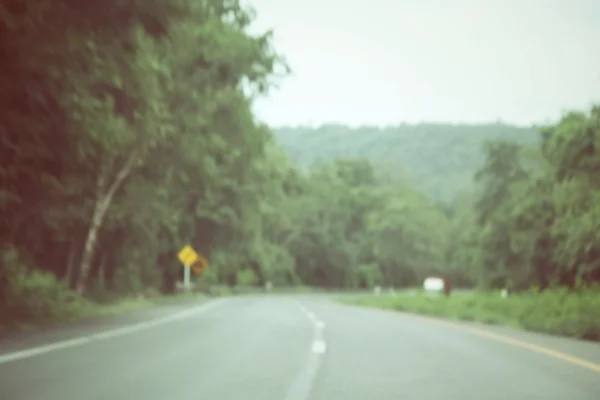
[1,0,598,316]
[0,0,289,297]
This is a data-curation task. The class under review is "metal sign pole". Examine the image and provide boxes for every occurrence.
[183,264,191,292]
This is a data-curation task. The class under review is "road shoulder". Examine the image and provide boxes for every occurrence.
[0,296,212,355]
[336,301,600,369]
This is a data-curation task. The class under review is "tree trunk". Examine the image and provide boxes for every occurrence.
[75,151,138,295]
[75,197,107,295]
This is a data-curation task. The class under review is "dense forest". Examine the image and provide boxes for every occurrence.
[1,0,599,328]
[274,124,541,203]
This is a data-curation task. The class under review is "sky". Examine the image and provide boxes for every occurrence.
[246,0,600,127]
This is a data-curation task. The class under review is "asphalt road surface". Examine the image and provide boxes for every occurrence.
[1,294,599,400]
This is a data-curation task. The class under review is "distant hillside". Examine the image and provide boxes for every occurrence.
[273,123,541,203]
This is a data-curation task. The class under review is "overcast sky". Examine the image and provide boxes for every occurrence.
[247,0,600,127]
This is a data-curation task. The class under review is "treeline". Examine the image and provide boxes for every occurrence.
[1,1,598,329]
[459,109,600,290]
[0,0,290,323]
[274,123,540,203]
[263,104,600,292]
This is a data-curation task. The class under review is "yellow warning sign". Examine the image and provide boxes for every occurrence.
[177,245,209,275]
[177,245,199,266]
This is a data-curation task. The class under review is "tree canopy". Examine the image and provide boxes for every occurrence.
[274,123,541,203]
[1,0,598,327]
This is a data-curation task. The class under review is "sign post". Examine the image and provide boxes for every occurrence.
[177,245,209,292]
[183,263,191,290]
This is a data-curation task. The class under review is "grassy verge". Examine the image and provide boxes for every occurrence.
[0,283,329,336]
[0,290,208,337]
[208,284,334,296]
[91,291,209,316]
[338,287,600,342]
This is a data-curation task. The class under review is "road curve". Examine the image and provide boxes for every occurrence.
[0,295,599,400]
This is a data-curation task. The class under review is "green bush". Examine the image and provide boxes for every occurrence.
[339,287,600,341]
[0,247,90,327]
[516,287,600,341]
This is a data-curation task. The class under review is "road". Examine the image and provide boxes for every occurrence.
[0,294,599,400]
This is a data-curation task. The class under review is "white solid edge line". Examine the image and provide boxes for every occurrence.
[0,298,224,365]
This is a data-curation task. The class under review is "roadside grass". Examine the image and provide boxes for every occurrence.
[0,281,328,336]
[0,288,208,337]
[0,246,328,336]
[338,287,600,342]
[91,291,208,316]
[207,284,332,296]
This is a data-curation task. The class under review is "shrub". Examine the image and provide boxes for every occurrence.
[0,247,89,327]
[340,287,600,341]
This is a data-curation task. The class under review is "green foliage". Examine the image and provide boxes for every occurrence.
[236,269,259,286]
[0,0,289,325]
[0,248,89,325]
[342,288,600,341]
[274,123,540,203]
[0,0,598,339]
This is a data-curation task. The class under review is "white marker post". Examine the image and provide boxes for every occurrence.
[183,264,191,292]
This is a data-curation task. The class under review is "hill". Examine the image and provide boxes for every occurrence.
[273,123,541,203]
